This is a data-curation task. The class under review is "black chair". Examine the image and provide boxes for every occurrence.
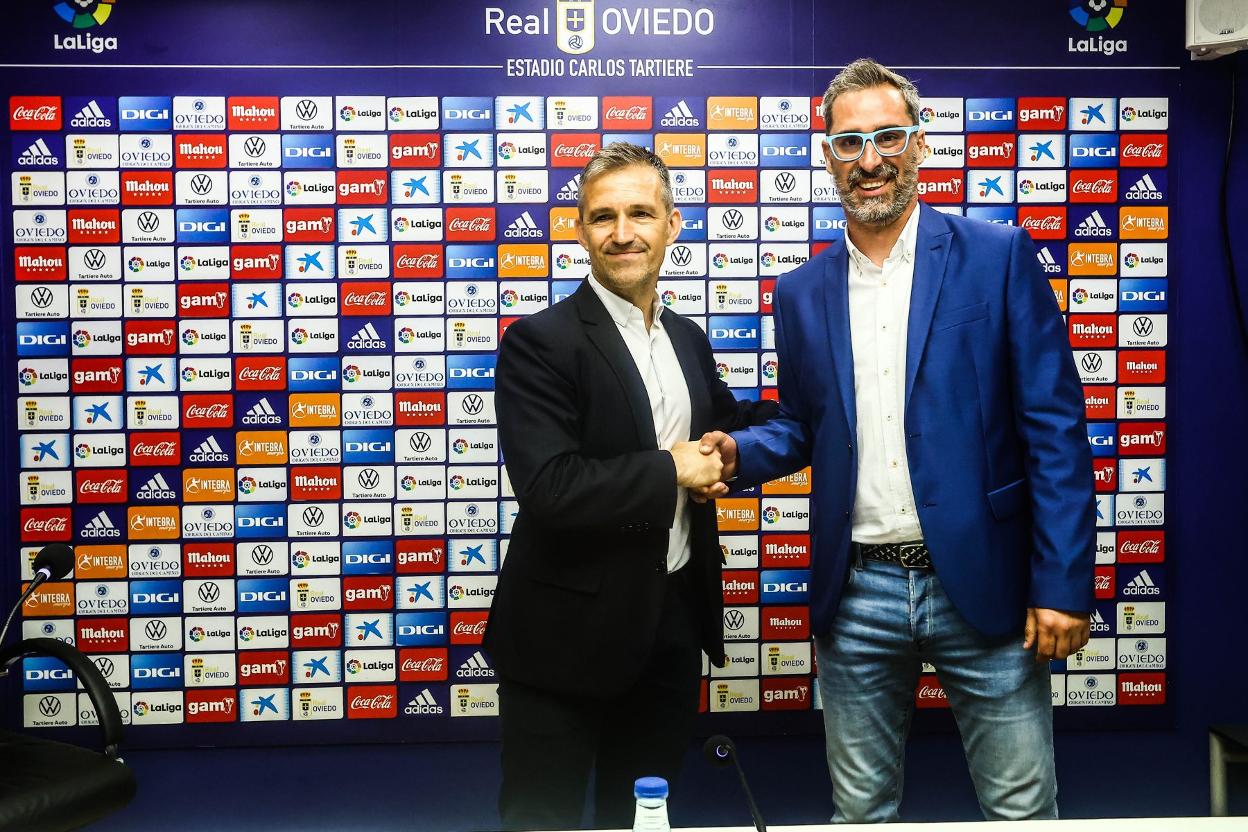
[1,637,136,831]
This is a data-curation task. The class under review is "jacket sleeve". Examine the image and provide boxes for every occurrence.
[496,317,679,534]
[1005,227,1097,612]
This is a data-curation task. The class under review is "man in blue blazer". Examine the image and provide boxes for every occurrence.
[699,60,1095,821]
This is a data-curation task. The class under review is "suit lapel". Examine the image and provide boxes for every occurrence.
[664,315,711,439]
[905,204,953,412]
[573,280,659,450]
[823,238,857,437]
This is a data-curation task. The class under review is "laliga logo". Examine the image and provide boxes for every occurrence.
[53,0,119,54]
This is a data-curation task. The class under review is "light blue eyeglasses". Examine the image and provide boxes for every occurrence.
[823,125,922,162]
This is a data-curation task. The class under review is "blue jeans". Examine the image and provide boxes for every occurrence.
[814,557,1057,823]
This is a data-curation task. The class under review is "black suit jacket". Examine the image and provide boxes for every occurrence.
[484,280,777,699]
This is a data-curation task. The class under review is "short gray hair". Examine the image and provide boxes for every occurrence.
[577,142,673,216]
[821,58,921,133]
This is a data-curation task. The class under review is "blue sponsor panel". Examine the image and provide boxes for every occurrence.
[23,657,75,691]
[13,133,62,168]
[445,245,497,279]
[131,653,183,690]
[498,205,548,240]
[1087,423,1117,457]
[130,579,183,615]
[441,97,494,130]
[679,206,707,241]
[64,96,119,132]
[1119,279,1168,312]
[450,646,496,682]
[1121,169,1168,202]
[759,134,810,167]
[236,392,288,427]
[288,357,340,391]
[602,132,653,150]
[708,315,762,349]
[760,569,811,603]
[118,96,172,131]
[399,683,449,717]
[1068,134,1118,167]
[129,467,182,503]
[396,612,448,646]
[447,354,497,390]
[17,322,69,356]
[1118,566,1166,600]
[182,430,236,466]
[965,206,1016,225]
[234,503,288,538]
[238,578,291,613]
[282,134,335,169]
[76,505,126,541]
[343,429,394,463]
[343,540,395,575]
[551,280,580,304]
[965,98,1015,131]
[812,207,847,240]
[655,97,706,129]
[176,209,231,243]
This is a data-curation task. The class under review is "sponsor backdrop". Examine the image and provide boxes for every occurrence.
[3,0,1175,745]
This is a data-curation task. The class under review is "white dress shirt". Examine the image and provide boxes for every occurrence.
[587,276,694,572]
[845,207,926,545]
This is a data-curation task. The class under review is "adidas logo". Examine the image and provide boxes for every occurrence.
[189,435,230,463]
[18,138,58,166]
[1124,174,1163,201]
[81,511,121,538]
[660,99,699,127]
[457,651,493,678]
[1074,210,1113,238]
[1122,570,1160,596]
[70,99,113,129]
[503,210,543,239]
[242,397,282,426]
[137,473,177,501]
[556,174,581,202]
[1089,609,1110,632]
[405,688,444,715]
[347,322,387,350]
[1035,246,1061,274]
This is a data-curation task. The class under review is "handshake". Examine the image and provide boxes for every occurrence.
[670,431,737,503]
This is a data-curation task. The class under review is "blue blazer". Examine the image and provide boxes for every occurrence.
[735,204,1095,640]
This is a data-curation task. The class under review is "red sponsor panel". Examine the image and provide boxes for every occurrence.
[760,279,776,314]
[14,247,68,281]
[399,648,450,681]
[761,387,779,402]
[810,97,826,131]
[602,97,653,130]
[182,394,233,428]
[348,685,398,719]
[291,613,344,648]
[178,283,230,318]
[186,689,238,723]
[761,677,813,711]
[227,97,279,131]
[343,576,394,610]
[1093,566,1115,599]
[1092,459,1117,494]
[125,321,177,355]
[699,678,709,714]
[283,208,335,242]
[392,244,443,278]
[128,432,181,466]
[761,534,811,568]
[76,470,128,504]
[336,171,389,205]
[1118,672,1166,705]
[915,675,950,709]
[183,542,235,576]
[231,245,283,280]
[71,358,124,393]
[10,97,62,130]
[67,209,120,244]
[761,605,810,641]
[20,508,72,542]
[916,169,963,204]
[77,618,129,653]
[397,539,446,574]
[1118,531,1164,564]
[444,208,496,242]
[290,466,343,501]
[550,133,602,167]
[1118,422,1166,456]
[395,392,445,426]
[1120,134,1168,168]
[1017,97,1068,131]
[811,242,832,257]
[450,611,489,645]
[121,171,174,205]
[1068,315,1116,349]
[1069,170,1118,203]
[708,169,758,204]
[499,316,521,340]
[1083,386,1116,420]
[1118,350,1166,384]
[234,356,286,391]
[342,282,393,316]
[174,134,228,168]
[1018,206,1067,240]
[390,133,442,168]
[966,133,1017,168]
[721,570,759,605]
[238,650,290,686]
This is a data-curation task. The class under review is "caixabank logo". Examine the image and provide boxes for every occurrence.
[52,0,119,54]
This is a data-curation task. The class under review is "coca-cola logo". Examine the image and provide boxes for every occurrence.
[80,479,123,494]
[447,218,492,231]
[1021,215,1063,229]
[238,367,283,381]
[917,685,947,700]
[186,404,230,418]
[350,694,394,709]
[402,657,445,672]
[395,254,439,268]
[554,143,597,159]
[452,620,488,636]
[1123,143,1164,158]
[24,517,67,533]
[133,441,177,456]
[1072,179,1114,193]
[605,106,648,120]
[1121,540,1161,554]
[13,105,58,122]
[345,291,387,306]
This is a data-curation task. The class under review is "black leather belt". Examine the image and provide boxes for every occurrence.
[854,540,933,569]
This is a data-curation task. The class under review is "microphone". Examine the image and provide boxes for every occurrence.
[1,543,75,646]
[703,734,766,832]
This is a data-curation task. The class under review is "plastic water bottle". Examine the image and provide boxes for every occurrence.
[632,776,671,832]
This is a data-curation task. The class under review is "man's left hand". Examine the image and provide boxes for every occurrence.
[1023,607,1091,662]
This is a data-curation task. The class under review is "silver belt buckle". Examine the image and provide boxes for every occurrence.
[898,542,927,568]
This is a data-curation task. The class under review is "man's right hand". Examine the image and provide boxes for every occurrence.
[688,431,737,502]
[671,440,723,488]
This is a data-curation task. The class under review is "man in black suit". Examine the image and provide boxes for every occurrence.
[485,143,776,831]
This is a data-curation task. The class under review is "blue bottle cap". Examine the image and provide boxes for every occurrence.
[634,776,669,799]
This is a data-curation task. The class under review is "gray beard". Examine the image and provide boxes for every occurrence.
[835,155,919,227]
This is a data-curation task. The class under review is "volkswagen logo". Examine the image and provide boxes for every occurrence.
[39,696,62,718]
[84,248,106,270]
[358,468,381,490]
[252,544,274,565]
[670,245,692,267]
[31,287,54,308]
[94,657,116,677]
[461,394,484,416]
[198,582,221,603]
[303,506,325,526]
[774,172,796,193]
[145,620,168,641]
[722,209,744,230]
[1081,353,1104,374]
[1133,317,1154,337]
[190,173,213,195]
[724,609,745,630]
[296,99,318,121]
[136,211,161,233]
[410,432,432,453]
[243,136,267,158]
